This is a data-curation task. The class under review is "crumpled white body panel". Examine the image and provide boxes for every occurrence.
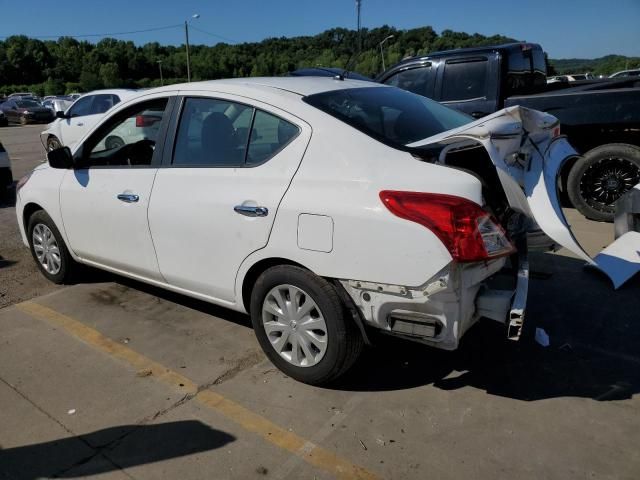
[410,106,639,289]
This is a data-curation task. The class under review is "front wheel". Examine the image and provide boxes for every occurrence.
[28,210,76,284]
[567,143,640,222]
[250,265,363,385]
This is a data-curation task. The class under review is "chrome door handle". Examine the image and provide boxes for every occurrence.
[234,205,268,217]
[117,193,139,203]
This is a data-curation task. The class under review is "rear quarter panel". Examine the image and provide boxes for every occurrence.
[236,119,484,302]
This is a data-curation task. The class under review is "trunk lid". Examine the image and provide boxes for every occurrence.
[408,105,639,288]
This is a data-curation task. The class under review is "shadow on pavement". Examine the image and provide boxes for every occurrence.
[0,420,235,479]
[64,250,640,402]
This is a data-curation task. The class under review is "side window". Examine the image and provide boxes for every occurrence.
[68,96,93,117]
[247,110,299,166]
[90,94,117,115]
[441,59,488,101]
[173,97,252,167]
[384,65,432,97]
[80,98,169,168]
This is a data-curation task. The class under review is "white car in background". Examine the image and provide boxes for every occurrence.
[41,89,139,151]
[15,78,640,384]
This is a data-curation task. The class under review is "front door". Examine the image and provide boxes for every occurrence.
[148,94,310,303]
[59,95,174,280]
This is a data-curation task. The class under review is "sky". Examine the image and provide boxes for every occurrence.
[1,0,639,59]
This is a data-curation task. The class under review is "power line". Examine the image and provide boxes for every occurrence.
[0,24,183,40]
[188,26,238,44]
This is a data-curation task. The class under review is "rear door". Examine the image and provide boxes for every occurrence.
[147,93,311,303]
[435,54,500,118]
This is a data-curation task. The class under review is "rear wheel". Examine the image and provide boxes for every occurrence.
[250,265,363,385]
[567,143,640,222]
[27,210,76,284]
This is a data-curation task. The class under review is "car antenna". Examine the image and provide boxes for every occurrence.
[339,49,361,81]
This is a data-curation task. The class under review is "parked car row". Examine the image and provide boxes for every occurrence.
[15,77,639,385]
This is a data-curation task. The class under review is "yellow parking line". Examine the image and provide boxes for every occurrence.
[15,301,378,480]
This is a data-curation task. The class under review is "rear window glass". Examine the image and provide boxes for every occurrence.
[384,65,433,97]
[304,86,471,146]
[441,59,488,101]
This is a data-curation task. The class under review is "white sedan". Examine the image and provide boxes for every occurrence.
[15,78,639,384]
[41,89,139,151]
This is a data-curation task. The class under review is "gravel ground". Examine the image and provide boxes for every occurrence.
[0,125,61,308]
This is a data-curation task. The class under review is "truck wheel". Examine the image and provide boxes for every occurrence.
[47,136,62,151]
[27,210,76,284]
[250,265,363,385]
[567,143,640,222]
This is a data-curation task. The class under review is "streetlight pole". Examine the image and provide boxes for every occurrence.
[157,60,164,86]
[379,35,394,71]
[184,14,200,82]
[356,0,362,53]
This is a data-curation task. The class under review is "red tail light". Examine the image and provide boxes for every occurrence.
[379,191,516,262]
[135,115,160,127]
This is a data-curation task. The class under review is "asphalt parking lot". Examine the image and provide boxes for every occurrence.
[1,125,639,479]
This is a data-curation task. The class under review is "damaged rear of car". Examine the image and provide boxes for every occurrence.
[304,86,638,353]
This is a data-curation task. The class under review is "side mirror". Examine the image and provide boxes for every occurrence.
[47,146,74,169]
[56,111,67,119]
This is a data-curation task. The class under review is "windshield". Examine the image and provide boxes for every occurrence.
[16,100,40,108]
[304,86,472,146]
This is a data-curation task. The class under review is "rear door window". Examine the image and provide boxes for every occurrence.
[247,110,299,166]
[68,96,93,117]
[441,58,488,101]
[384,65,434,98]
[173,97,299,167]
[90,94,118,115]
[173,98,252,167]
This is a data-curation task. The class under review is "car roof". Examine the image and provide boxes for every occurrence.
[382,42,542,72]
[148,76,382,97]
[78,89,140,99]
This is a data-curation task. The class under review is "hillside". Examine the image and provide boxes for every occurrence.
[550,55,640,75]
[0,25,637,95]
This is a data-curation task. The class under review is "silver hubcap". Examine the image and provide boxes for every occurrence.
[32,224,62,275]
[261,284,328,367]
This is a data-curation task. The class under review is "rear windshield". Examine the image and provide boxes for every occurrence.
[304,86,471,147]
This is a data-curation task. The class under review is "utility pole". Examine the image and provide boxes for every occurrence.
[379,35,394,71]
[157,60,164,86]
[185,14,200,82]
[356,0,362,53]
[185,21,191,82]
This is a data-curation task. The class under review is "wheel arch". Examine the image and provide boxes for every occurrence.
[22,201,45,230]
[239,256,371,345]
[240,257,307,313]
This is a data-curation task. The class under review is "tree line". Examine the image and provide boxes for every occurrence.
[0,25,637,96]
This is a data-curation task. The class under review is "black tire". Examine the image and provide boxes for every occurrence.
[105,136,125,150]
[47,136,62,151]
[27,210,76,284]
[567,143,640,222]
[250,265,363,385]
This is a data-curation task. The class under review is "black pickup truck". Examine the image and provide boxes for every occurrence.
[376,43,640,221]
